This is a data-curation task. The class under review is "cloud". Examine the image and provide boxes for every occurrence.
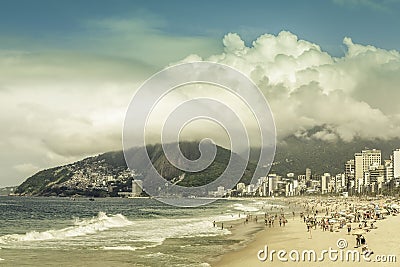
[0,50,151,186]
[13,163,40,175]
[0,14,223,186]
[2,28,400,186]
[180,31,400,142]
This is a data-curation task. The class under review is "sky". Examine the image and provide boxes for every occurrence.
[1,0,400,186]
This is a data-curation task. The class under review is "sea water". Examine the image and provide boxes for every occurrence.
[0,196,287,266]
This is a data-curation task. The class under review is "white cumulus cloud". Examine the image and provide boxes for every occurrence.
[180,31,400,142]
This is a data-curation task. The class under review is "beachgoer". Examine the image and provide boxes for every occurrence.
[360,235,366,246]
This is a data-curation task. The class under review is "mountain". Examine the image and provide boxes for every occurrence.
[16,135,400,196]
[15,142,256,196]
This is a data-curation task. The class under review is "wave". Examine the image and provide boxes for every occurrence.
[232,203,259,212]
[0,212,132,244]
[0,204,254,249]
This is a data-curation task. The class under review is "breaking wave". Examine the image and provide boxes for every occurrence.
[0,212,132,244]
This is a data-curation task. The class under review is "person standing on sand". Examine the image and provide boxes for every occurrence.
[360,235,366,246]
[355,235,360,247]
[347,223,351,235]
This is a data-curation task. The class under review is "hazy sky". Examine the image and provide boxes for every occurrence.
[1,0,400,186]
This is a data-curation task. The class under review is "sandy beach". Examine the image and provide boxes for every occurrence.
[212,197,400,267]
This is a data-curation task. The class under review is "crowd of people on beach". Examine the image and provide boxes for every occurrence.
[213,196,400,258]
[262,212,287,227]
[297,197,400,255]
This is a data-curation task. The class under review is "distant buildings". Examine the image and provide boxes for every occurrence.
[132,179,143,197]
[353,149,382,193]
[222,147,400,198]
[394,149,400,179]
[305,168,311,181]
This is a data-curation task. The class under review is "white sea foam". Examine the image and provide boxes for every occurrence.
[0,206,249,249]
[142,252,166,258]
[232,203,259,212]
[103,246,136,251]
[0,258,4,261]
[0,212,132,244]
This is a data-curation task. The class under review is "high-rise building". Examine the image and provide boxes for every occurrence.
[268,174,278,196]
[305,168,311,181]
[345,159,355,179]
[132,179,143,197]
[384,159,393,182]
[354,149,381,192]
[394,149,400,178]
[362,149,381,172]
[355,153,363,191]
[345,159,355,191]
[368,165,385,185]
[321,173,330,194]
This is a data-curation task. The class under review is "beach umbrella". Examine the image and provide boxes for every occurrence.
[352,229,366,235]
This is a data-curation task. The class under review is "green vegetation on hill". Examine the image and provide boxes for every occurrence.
[15,142,256,196]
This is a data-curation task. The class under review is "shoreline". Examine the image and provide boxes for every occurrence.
[210,197,400,267]
[206,197,297,265]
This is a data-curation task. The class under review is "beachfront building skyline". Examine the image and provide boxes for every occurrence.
[227,147,400,198]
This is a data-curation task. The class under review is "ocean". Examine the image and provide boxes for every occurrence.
[0,196,286,266]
